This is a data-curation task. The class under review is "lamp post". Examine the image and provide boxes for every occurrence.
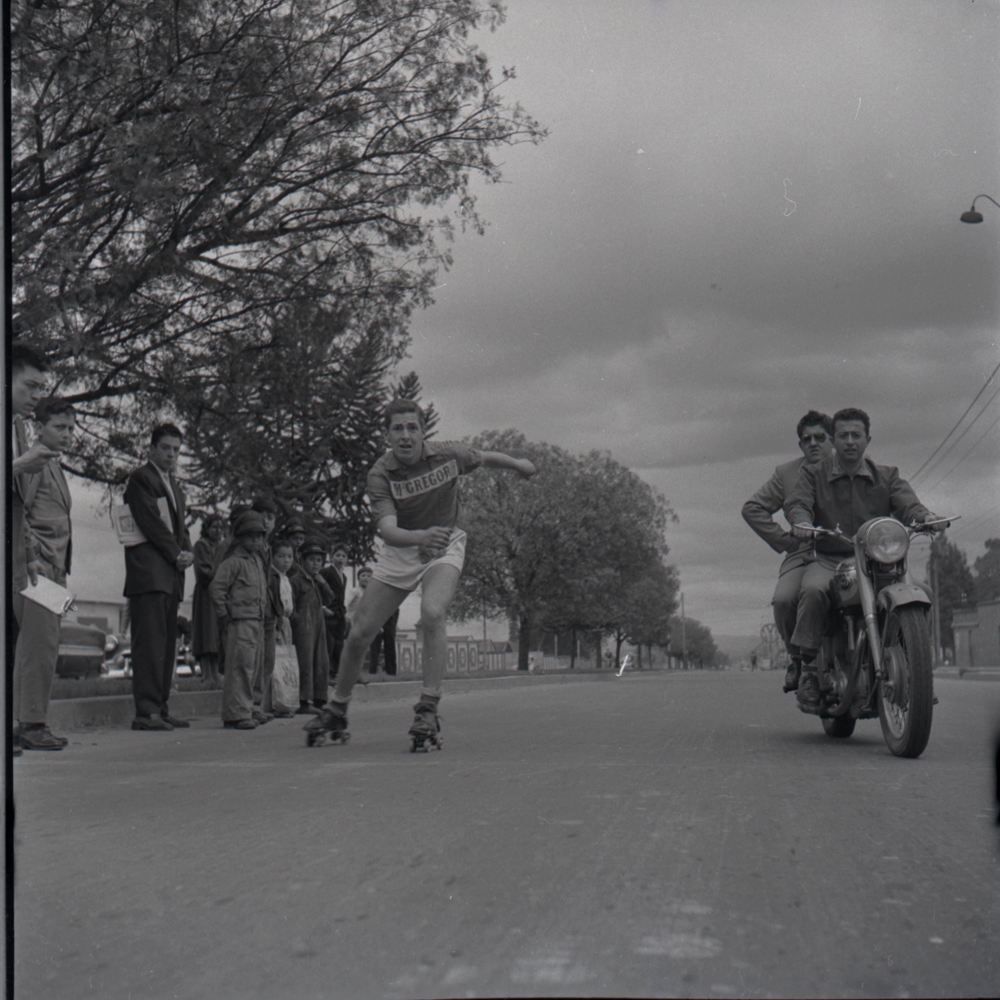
[959,194,1000,224]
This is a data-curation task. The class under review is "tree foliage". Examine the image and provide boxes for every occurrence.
[972,538,1000,604]
[926,536,976,651]
[11,0,544,486]
[450,430,678,669]
[668,615,721,668]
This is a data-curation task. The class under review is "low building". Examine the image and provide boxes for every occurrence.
[952,599,1000,668]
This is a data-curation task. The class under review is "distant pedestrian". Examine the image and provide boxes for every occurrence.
[290,538,336,714]
[192,514,226,688]
[123,423,194,732]
[268,538,298,718]
[370,608,399,676]
[210,511,269,730]
[12,397,76,751]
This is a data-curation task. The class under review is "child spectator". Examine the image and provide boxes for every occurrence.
[209,511,268,730]
[191,514,226,688]
[291,537,336,714]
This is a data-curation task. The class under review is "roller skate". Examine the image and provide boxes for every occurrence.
[408,701,443,753]
[304,704,350,747]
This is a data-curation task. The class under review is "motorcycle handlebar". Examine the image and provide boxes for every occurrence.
[794,516,960,542]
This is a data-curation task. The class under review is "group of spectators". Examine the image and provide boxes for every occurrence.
[8,342,397,751]
[189,501,398,729]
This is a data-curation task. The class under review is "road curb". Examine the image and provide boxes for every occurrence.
[47,670,622,730]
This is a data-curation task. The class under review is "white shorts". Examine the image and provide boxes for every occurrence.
[371,529,467,593]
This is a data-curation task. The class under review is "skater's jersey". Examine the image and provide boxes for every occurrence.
[367,441,482,531]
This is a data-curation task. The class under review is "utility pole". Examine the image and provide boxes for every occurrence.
[680,592,687,670]
[930,554,942,666]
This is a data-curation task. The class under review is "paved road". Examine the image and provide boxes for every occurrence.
[12,671,1000,999]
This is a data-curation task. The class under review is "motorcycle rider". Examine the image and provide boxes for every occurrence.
[742,410,835,693]
[786,407,941,708]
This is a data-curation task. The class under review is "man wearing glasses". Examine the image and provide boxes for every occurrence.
[742,411,835,693]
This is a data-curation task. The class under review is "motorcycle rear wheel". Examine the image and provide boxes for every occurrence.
[822,715,857,738]
[877,607,933,758]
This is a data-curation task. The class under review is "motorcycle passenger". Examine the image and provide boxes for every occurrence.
[742,410,835,693]
[785,407,941,708]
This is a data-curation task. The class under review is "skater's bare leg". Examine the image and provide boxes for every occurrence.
[417,564,461,698]
[331,579,408,705]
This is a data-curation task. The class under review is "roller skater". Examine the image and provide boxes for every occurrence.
[307,398,535,749]
[303,703,350,747]
[408,697,442,752]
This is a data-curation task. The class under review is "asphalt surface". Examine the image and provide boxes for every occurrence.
[12,671,1000,999]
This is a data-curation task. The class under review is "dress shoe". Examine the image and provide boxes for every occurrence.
[223,719,257,730]
[132,715,173,731]
[796,671,821,708]
[252,710,272,724]
[19,725,65,751]
[782,659,801,693]
[295,703,319,715]
[160,714,190,728]
[271,710,295,719]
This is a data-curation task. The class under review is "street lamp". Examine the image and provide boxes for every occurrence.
[960,194,1000,224]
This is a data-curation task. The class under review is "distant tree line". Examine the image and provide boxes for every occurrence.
[445,430,720,671]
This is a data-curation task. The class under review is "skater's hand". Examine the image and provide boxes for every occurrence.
[514,458,536,480]
[416,526,453,551]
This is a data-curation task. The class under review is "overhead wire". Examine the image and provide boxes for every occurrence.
[920,401,1000,494]
[909,359,1000,483]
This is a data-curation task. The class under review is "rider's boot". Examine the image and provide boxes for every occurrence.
[796,651,821,708]
[783,656,802,693]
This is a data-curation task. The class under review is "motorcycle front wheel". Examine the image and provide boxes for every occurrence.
[877,607,933,758]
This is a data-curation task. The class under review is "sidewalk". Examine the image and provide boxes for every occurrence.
[46,669,620,730]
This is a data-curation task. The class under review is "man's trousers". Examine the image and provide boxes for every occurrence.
[130,590,180,718]
[12,579,62,724]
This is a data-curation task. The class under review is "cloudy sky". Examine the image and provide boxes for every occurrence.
[69,0,998,644]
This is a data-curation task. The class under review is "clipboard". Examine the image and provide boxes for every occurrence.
[20,576,76,617]
[112,498,172,546]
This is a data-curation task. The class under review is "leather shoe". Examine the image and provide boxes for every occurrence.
[19,725,65,751]
[132,715,173,731]
[161,714,190,728]
[223,719,257,730]
[252,710,272,724]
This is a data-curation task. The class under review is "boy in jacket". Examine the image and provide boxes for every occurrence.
[210,511,268,730]
[290,538,336,714]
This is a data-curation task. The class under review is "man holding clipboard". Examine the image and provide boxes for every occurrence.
[123,424,194,731]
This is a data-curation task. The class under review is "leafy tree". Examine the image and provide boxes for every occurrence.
[667,615,721,669]
[973,538,1000,603]
[926,536,976,651]
[451,430,677,670]
[11,0,544,485]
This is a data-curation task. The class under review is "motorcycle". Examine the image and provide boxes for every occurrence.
[796,515,955,759]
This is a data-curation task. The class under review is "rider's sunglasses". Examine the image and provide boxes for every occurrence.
[800,433,828,444]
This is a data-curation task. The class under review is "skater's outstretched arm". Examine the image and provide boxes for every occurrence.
[479,451,536,479]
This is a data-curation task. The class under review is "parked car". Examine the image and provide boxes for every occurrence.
[56,621,107,679]
[101,634,201,679]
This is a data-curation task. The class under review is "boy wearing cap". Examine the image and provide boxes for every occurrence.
[291,537,337,714]
[210,511,268,730]
[307,399,535,747]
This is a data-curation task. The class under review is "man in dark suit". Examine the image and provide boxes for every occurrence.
[320,543,349,681]
[124,423,194,731]
[742,410,834,693]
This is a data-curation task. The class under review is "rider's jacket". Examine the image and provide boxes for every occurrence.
[742,456,813,559]
[784,455,930,556]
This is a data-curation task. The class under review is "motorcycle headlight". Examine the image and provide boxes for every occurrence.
[860,518,909,564]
